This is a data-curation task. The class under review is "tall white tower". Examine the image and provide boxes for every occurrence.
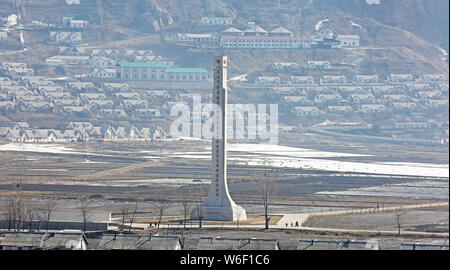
[191,56,247,221]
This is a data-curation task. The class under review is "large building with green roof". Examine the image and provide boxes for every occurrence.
[118,62,208,82]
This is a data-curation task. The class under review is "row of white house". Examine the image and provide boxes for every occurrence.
[0,63,34,78]
[177,22,360,49]
[254,74,448,87]
[47,47,163,74]
[290,101,446,117]
[0,124,168,142]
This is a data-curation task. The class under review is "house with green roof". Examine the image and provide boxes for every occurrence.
[118,62,208,82]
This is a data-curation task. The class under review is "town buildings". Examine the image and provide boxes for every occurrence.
[118,62,208,82]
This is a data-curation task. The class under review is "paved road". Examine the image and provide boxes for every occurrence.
[118,202,449,238]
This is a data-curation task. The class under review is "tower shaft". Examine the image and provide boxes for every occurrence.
[191,56,247,221]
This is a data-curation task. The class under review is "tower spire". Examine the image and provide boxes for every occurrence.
[191,56,247,221]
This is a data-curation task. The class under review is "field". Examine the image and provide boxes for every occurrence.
[0,133,448,248]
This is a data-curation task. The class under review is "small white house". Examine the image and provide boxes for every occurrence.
[255,76,281,85]
[336,35,360,47]
[49,32,82,45]
[200,17,232,25]
[289,76,315,85]
[69,19,88,28]
[305,60,331,70]
[293,106,321,116]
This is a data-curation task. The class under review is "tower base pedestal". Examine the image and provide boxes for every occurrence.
[191,203,247,221]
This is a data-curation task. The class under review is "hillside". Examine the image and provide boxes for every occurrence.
[0,0,448,76]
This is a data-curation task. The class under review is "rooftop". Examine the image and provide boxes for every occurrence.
[119,62,169,68]
[166,67,207,73]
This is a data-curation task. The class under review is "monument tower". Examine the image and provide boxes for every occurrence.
[191,56,247,221]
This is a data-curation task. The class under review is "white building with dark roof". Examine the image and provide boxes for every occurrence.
[48,31,82,45]
[289,76,315,85]
[420,74,447,83]
[255,76,281,85]
[1,232,88,250]
[388,74,415,83]
[200,17,233,25]
[293,106,321,116]
[336,35,360,47]
[305,60,331,70]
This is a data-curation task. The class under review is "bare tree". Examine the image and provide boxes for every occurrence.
[78,196,92,232]
[153,197,169,229]
[5,183,27,231]
[118,203,129,232]
[181,199,190,229]
[190,185,206,228]
[5,196,17,231]
[128,202,138,232]
[24,202,40,231]
[253,161,277,230]
[194,201,205,229]
[39,197,57,232]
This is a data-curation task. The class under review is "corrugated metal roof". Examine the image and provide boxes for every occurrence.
[401,243,449,250]
[239,239,279,250]
[97,234,181,250]
[297,239,379,250]
[197,237,279,250]
[197,237,241,250]
[42,233,86,249]
[221,35,302,41]
[1,232,86,249]
[1,232,46,248]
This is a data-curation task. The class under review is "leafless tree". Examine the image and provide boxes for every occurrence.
[5,183,27,231]
[78,196,92,232]
[190,185,206,228]
[128,202,139,232]
[5,196,17,231]
[24,202,40,231]
[253,161,278,230]
[39,197,57,232]
[181,199,190,229]
[194,201,205,229]
[153,197,169,229]
[119,203,129,232]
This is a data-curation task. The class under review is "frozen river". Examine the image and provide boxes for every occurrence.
[173,143,449,179]
[1,142,448,179]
